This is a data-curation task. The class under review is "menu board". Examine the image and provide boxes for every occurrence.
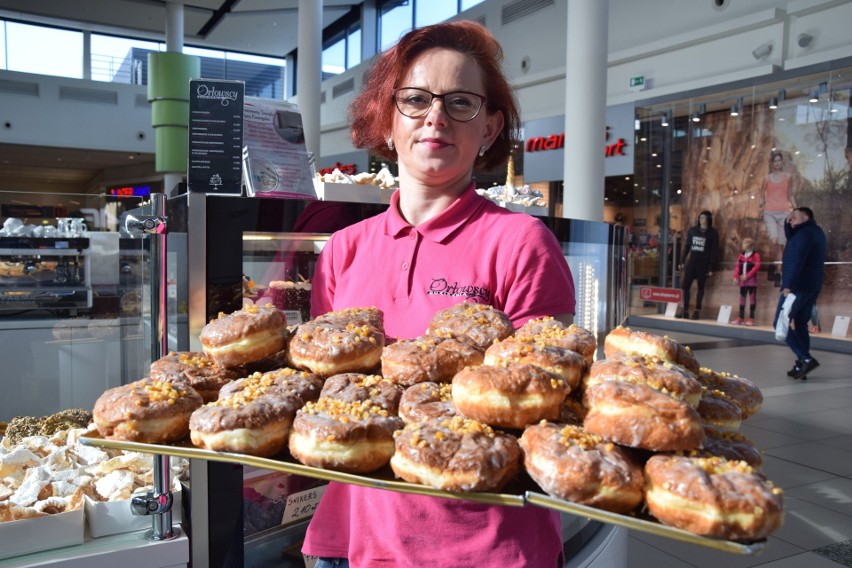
[242,97,316,200]
[188,79,245,194]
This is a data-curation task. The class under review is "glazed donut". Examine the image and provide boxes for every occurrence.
[484,336,585,391]
[189,368,322,457]
[426,303,513,351]
[644,454,783,541]
[520,422,644,513]
[318,373,404,412]
[150,351,243,402]
[382,335,484,386]
[585,352,703,407]
[515,318,597,367]
[582,379,705,452]
[289,374,404,473]
[390,416,521,492]
[452,362,569,429]
[288,320,384,377]
[559,395,588,425]
[691,425,763,468]
[200,305,288,368]
[696,368,763,419]
[696,388,742,430]
[314,306,384,331]
[604,326,699,374]
[399,382,458,424]
[93,378,203,444]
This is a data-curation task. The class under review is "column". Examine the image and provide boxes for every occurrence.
[298,0,323,161]
[562,0,609,221]
[148,1,200,192]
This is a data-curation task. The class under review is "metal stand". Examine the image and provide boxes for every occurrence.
[125,193,179,541]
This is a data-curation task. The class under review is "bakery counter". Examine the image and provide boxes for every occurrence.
[0,525,189,568]
[79,432,766,556]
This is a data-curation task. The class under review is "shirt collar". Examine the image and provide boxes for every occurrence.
[385,181,483,243]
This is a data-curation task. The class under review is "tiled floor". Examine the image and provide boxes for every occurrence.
[625,320,852,568]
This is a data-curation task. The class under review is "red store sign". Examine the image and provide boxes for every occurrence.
[639,286,683,304]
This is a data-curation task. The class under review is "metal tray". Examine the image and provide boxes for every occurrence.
[79,432,768,555]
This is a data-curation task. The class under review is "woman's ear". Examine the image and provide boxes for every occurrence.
[483,110,504,148]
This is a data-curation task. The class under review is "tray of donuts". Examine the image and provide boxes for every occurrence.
[80,304,778,554]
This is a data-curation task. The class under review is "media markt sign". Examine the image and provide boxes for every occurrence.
[629,75,645,91]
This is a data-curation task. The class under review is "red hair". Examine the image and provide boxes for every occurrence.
[349,20,519,171]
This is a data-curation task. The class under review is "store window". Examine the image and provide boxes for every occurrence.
[629,69,852,327]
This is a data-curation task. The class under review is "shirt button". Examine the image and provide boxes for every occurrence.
[402,262,409,270]
[409,233,416,240]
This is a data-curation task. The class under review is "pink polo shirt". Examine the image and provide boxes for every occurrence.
[302,184,575,567]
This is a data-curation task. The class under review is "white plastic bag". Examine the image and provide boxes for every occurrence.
[775,293,796,341]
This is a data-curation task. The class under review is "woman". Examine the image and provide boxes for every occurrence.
[759,151,798,260]
[302,21,576,568]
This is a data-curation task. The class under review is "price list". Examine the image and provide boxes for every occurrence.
[188,79,245,194]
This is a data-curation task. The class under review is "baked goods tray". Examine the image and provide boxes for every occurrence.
[78,432,766,555]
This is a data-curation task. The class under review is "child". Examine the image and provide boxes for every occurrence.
[732,238,761,325]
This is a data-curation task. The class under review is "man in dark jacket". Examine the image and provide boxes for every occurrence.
[679,210,719,319]
[775,207,827,380]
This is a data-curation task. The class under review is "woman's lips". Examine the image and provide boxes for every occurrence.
[419,138,451,149]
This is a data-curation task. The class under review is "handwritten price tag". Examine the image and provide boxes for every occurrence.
[282,484,327,525]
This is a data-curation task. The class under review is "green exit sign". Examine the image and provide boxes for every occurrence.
[629,75,645,90]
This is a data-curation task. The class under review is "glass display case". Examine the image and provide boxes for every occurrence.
[162,191,630,566]
[0,191,147,422]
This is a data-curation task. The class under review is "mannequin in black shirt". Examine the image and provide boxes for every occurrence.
[679,210,719,319]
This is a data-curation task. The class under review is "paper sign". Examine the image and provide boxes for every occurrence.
[831,315,850,337]
[665,302,678,317]
[282,484,326,525]
[717,305,732,324]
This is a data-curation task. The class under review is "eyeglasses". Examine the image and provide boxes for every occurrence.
[393,87,486,122]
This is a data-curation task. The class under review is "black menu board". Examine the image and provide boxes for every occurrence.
[188,79,245,194]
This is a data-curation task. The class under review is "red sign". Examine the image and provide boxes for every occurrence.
[524,125,628,158]
[639,286,683,304]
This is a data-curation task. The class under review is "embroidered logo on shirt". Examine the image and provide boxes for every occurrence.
[427,278,491,302]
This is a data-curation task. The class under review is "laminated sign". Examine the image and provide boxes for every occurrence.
[242,97,317,200]
[188,79,245,194]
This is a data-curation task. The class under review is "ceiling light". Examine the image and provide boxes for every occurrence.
[691,113,700,122]
[730,105,739,116]
[768,97,778,110]
[809,90,819,103]
[797,33,813,48]
[661,112,669,127]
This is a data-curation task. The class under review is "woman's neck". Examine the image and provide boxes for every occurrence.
[396,172,472,226]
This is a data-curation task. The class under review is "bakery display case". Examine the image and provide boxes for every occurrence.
[125,191,644,567]
[0,192,148,423]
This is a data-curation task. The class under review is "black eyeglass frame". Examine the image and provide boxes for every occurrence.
[392,87,486,122]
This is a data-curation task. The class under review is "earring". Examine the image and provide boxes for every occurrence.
[387,138,394,151]
[478,145,487,157]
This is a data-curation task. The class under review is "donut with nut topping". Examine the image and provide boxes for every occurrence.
[189,367,322,457]
[93,377,203,443]
[200,305,288,368]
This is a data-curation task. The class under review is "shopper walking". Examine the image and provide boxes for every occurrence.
[732,237,761,325]
[679,210,719,319]
[774,207,827,380]
[302,21,575,568]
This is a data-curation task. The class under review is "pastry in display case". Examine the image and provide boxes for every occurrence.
[242,232,327,325]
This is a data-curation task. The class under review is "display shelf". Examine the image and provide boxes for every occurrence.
[79,433,768,555]
[0,525,189,568]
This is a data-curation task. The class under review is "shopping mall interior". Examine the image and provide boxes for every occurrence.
[0,1,850,567]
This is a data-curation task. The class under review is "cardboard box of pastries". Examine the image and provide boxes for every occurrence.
[0,507,84,561]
